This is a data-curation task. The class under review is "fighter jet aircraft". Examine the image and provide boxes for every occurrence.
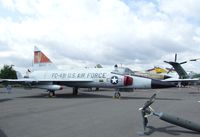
[0,47,176,98]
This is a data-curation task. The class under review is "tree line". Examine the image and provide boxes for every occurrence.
[0,65,17,79]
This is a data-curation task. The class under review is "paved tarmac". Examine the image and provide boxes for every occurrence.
[0,86,200,137]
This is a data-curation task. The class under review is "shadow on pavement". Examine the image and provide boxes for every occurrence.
[0,98,12,103]
[146,126,200,136]
[0,129,7,137]
[17,92,112,99]
[17,92,182,101]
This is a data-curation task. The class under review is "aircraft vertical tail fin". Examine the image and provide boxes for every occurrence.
[33,46,57,70]
[164,61,189,79]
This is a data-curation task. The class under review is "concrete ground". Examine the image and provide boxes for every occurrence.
[0,86,200,137]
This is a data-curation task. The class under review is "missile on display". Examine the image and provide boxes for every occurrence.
[138,93,200,134]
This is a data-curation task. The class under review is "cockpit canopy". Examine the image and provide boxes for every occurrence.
[112,67,135,75]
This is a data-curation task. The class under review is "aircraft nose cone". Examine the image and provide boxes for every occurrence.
[151,79,176,88]
[163,75,172,79]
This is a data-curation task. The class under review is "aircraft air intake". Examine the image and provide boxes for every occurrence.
[124,75,133,86]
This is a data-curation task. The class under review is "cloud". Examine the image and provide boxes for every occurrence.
[0,0,200,72]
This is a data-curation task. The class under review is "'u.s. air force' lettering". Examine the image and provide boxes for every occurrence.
[110,76,118,84]
[51,72,107,79]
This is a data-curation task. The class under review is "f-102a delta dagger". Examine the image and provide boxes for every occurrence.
[0,47,175,98]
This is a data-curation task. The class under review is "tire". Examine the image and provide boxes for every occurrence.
[114,92,121,98]
[49,91,55,97]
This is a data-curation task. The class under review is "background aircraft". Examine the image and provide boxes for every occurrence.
[164,54,200,86]
[133,67,172,80]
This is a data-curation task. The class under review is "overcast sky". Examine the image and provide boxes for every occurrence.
[0,0,200,72]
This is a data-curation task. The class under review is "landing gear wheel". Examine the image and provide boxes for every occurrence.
[114,92,121,99]
[73,88,78,95]
[49,91,55,97]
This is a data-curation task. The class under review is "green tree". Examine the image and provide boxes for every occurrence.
[0,65,17,79]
